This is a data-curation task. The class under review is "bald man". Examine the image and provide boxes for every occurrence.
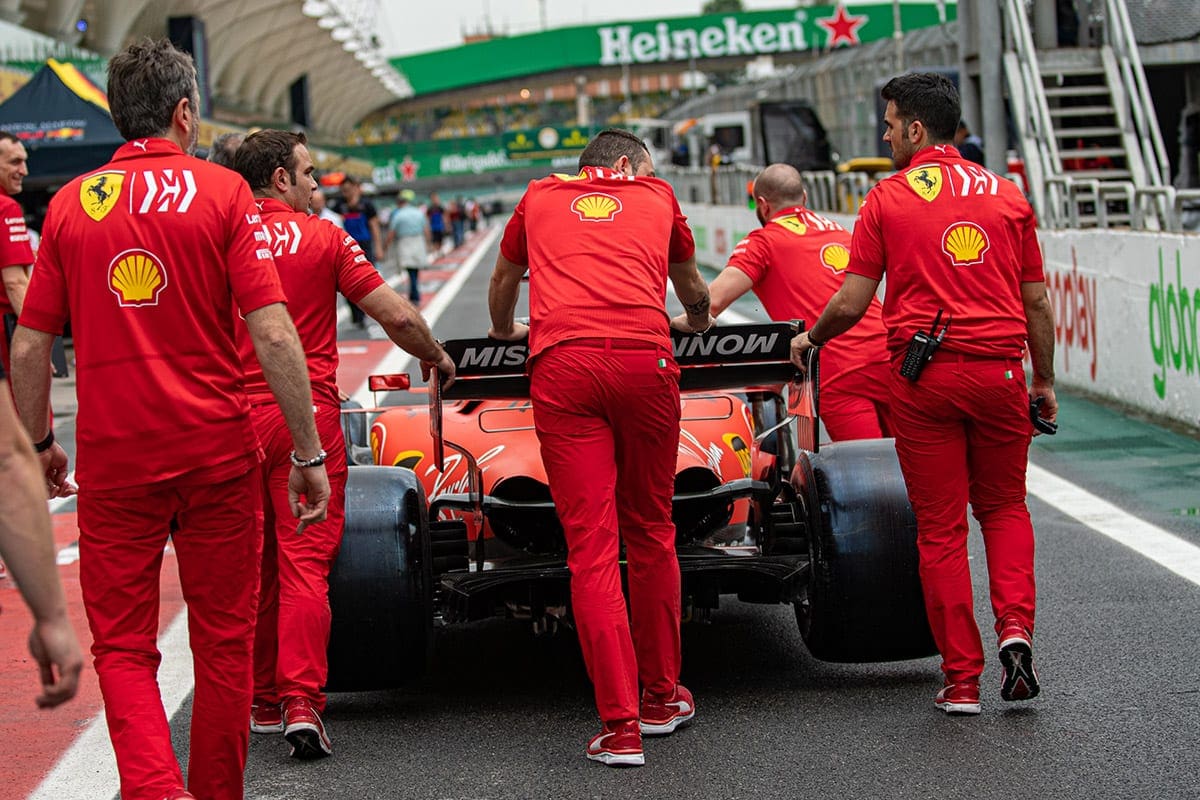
[675,163,892,440]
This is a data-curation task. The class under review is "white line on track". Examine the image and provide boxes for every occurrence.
[1027,463,1200,587]
[34,227,500,799]
[29,612,193,800]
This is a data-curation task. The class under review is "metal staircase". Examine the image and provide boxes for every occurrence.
[1001,0,1171,227]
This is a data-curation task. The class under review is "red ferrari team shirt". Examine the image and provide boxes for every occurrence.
[20,138,286,492]
[0,191,33,315]
[237,197,384,407]
[500,166,695,358]
[847,145,1044,359]
[727,206,889,390]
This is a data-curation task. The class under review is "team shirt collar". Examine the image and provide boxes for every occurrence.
[770,205,809,221]
[254,197,293,214]
[111,137,187,161]
[580,165,635,181]
[909,144,963,164]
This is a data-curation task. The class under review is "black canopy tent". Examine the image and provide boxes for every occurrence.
[0,59,122,185]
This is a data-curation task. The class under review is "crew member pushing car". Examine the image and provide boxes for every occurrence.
[674,162,893,440]
[791,72,1056,715]
[488,128,713,767]
[9,39,328,800]
[232,129,454,760]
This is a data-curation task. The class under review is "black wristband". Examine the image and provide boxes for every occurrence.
[808,328,827,348]
[33,429,55,453]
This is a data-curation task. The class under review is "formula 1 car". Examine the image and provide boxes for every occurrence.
[325,322,935,691]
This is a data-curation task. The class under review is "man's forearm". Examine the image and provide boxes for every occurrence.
[359,286,444,362]
[670,258,711,327]
[10,326,53,438]
[0,425,68,623]
[488,260,523,335]
[2,265,28,317]
[1025,291,1056,383]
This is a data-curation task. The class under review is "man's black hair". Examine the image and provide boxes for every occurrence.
[880,72,960,143]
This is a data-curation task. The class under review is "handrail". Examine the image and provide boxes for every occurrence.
[1103,0,1170,187]
[1000,0,1061,221]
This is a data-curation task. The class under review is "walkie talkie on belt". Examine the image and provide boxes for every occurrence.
[899,309,950,382]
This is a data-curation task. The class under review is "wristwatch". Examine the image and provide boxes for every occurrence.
[289,449,328,468]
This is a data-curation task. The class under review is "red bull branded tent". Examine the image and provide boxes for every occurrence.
[0,59,122,183]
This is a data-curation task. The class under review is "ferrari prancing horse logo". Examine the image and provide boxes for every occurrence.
[80,171,125,222]
[905,165,943,202]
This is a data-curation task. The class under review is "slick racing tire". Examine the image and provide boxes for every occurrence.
[791,438,936,663]
[326,466,433,691]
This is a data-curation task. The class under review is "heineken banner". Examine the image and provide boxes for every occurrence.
[391,2,955,96]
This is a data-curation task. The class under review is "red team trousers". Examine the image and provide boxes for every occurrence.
[820,361,893,441]
[530,339,683,723]
[888,353,1036,685]
[77,468,263,800]
[252,402,348,711]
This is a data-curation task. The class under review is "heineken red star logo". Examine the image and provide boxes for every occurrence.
[817,4,868,48]
[400,156,418,182]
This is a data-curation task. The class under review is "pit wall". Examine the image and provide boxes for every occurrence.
[681,202,1200,430]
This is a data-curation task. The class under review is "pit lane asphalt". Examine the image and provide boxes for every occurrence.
[59,229,1200,799]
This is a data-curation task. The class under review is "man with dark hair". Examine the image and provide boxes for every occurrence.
[0,131,33,380]
[791,72,1056,716]
[330,175,382,327]
[675,162,893,440]
[488,128,711,767]
[10,39,329,800]
[207,131,244,168]
[233,129,454,760]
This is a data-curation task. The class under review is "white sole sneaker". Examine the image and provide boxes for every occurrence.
[586,750,645,767]
[639,708,695,735]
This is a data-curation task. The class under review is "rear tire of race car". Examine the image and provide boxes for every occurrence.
[326,465,433,691]
[792,438,936,663]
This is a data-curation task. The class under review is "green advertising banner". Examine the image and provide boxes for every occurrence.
[391,2,956,96]
[342,134,587,185]
[503,127,592,160]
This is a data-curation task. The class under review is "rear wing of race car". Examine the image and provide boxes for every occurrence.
[427,321,821,469]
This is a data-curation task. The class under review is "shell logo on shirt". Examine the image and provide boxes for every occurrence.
[772,215,808,235]
[941,222,990,266]
[905,165,943,202]
[571,192,622,222]
[80,171,125,222]
[109,248,168,306]
[820,242,850,274]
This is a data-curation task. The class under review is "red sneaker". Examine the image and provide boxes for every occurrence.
[586,719,644,767]
[934,682,981,715]
[640,683,695,735]
[283,697,332,760]
[250,700,284,734]
[998,619,1041,701]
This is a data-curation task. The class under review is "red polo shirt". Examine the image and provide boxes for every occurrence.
[500,166,695,358]
[236,197,384,407]
[0,191,33,315]
[726,206,889,390]
[847,145,1044,359]
[20,137,285,492]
